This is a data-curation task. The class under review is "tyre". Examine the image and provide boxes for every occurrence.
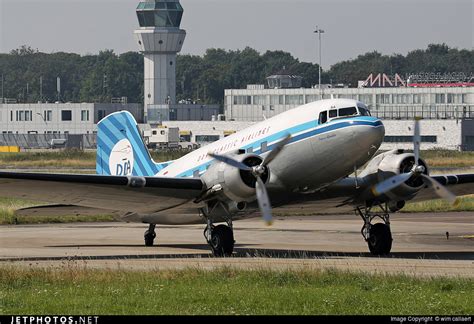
[144,230,156,247]
[367,223,392,255]
[210,225,235,257]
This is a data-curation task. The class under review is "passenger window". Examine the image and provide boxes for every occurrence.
[319,111,328,124]
[329,110,337,118]
[338,107,357,117]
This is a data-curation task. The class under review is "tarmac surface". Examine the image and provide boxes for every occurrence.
[1,212,473,277]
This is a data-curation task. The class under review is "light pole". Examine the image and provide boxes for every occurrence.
[36,112,46,123]
[1,74,4,104]
[314,26,325,93]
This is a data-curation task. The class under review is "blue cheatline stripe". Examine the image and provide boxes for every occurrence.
[104,116,151,176]
[240,120,316,152]
[175,117,383,178]
[117,113,161,174]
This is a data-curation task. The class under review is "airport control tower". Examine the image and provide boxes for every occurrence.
[134,0,186,114]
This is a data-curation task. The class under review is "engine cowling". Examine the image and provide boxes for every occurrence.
[201,153,269,203]
[361,149,429,201]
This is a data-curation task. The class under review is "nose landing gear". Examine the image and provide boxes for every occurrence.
[206,224,235,257]
[201,207,235,257]
[357,205,393,255]
[144,224,156,247]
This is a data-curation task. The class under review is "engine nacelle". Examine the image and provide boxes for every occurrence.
[361,149,429,201]
[201,153,269,203]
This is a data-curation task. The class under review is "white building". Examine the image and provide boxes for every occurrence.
[225,85,473,122]
[157,118,474,152]
[220,85,474,151]
[0,103,142,135]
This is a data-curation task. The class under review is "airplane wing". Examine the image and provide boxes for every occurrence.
[269,173,474,214]
[410,173,474,202]
[0,170,471,221]
[0,171,203,215]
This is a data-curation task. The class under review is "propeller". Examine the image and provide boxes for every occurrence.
[208,134,291,225]
[372,118,458,205]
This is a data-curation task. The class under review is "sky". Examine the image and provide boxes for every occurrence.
[0,0,472,68]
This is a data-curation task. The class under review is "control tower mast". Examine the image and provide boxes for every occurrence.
[134,0,186,118]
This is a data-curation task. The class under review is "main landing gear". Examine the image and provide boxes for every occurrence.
[201,208,235,257]
[357,204,393,255]
[144,224,156,247]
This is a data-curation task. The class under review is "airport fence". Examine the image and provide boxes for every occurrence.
[0,134,97,150]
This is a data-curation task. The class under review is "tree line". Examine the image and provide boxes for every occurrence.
[0,44,472,105]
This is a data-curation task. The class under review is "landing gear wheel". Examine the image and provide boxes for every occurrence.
[367,223,392,255]
[144,224,156,247]
[210,225,235,257]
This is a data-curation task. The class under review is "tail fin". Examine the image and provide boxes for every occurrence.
[96,111,171,176]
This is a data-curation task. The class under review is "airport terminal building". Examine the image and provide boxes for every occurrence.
[224,85,473,122]
[222,78,474,151]
[1,83,473,151]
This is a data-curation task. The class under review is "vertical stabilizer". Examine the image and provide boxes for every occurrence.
[96,111,171,176]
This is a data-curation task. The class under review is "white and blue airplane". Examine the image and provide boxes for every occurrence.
[0,98,472,256]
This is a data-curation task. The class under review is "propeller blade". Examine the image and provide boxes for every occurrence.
[256,176,273,225]
[263,134,292,166]
[414,118,421,165]
[421,174,458,206]
[208,153,252,171]
[371,172,413,196]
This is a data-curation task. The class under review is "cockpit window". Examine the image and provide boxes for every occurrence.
[320,105,370,125]
[338,107,357,117]
[319,111,328,124]
[358,107,371,116]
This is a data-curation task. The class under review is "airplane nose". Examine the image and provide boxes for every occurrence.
[355,119,385,150]
[372,120,385,145]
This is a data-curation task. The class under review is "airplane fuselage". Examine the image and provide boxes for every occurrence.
[159,99,385,193]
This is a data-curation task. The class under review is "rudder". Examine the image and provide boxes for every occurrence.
[96,111,169,176]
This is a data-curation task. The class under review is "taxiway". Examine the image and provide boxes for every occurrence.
[1,212,473,277]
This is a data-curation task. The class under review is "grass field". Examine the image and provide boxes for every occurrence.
[422,150,474,168]
[0,197,114,225]
[1,195,473,225]
[0,266,472,315]
[0,149,472,169]
[0,149,188,169]
[401,195,474,213]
